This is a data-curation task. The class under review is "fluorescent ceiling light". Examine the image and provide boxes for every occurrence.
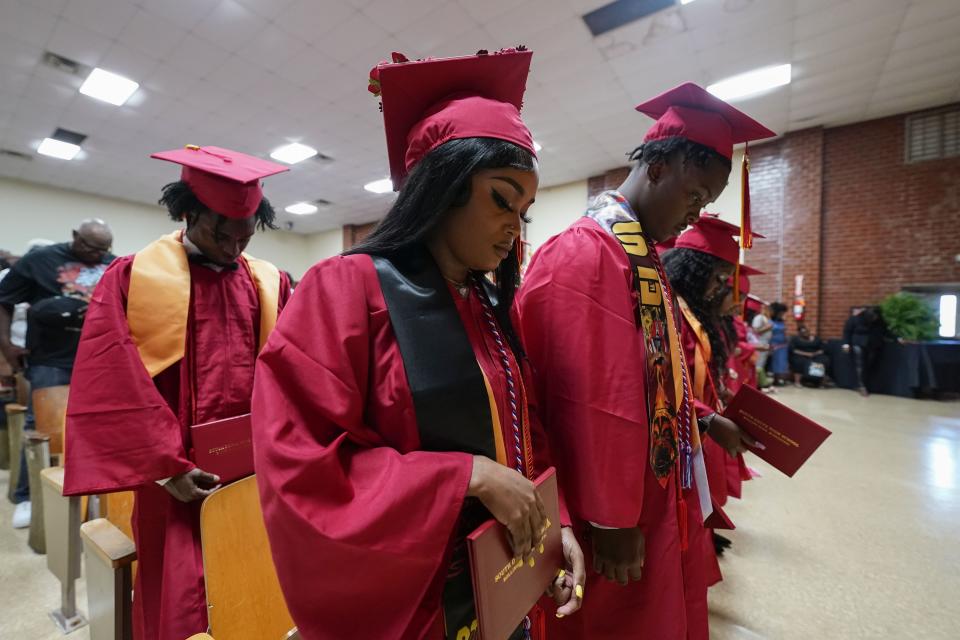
[680,0,697,4]
[364,178,393,194]
[37,138,81,160]
[79,68,139,106]
[533,141,542,152]
[285,202,318,215]
[270,142,317,164]
[707,64,792,101]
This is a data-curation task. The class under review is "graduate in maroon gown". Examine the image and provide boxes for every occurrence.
[252,49,584,640]
[662,218,765,558]
[63,145,291,640]
[517,83,774,640]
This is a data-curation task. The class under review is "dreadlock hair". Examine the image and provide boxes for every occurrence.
[158,181,278,231]
[627,136,732,173]
[662,247,734,381]
[345,137,537,357]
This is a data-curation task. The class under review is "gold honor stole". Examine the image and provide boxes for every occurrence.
[127,231,280,378]
[677,297,723,410]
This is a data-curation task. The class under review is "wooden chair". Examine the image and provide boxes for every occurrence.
[200,475,294,640]
[81,518,136,640]
[24,430,51,553]
[32,384,69,460]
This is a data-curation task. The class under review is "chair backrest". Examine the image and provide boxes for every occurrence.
[32,384,69,455]
[104,491,135,542]
[200,475,293,640]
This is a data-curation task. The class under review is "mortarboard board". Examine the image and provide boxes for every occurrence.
[636,82,777,252]
[673,215,763,276]
[151,145,288,219]
[635,82,775,160]
[371,49,535,190]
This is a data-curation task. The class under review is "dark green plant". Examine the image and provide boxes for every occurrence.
[879,293,939,341]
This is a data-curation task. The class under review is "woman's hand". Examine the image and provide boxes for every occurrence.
[468,456,546,560]
[549,526,586,617]
[164,468,220,502]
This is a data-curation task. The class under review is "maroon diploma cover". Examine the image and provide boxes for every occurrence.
[189,413,253,484]
[466,467,563,640]
[723,385,832,477]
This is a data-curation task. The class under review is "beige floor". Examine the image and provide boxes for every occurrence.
[2,387,959,639]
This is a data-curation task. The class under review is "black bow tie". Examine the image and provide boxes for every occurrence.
[188,253,239,271]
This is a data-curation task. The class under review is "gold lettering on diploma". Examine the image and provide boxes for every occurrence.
[493,518,552,584]
[206,438,252,457]
[737,411,798,448]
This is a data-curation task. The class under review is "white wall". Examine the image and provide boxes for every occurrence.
[711,147,745,226]
[0,177,341,278]
[525,179,589,253]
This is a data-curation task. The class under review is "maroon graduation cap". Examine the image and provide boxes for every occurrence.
[371,48,536,190]
[151,145,288,219]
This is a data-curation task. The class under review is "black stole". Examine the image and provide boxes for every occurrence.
[371,249,522,640]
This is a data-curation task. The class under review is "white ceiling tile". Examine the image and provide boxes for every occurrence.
[235,24,310,71]
[361,0,448,33]
[884,37,960,72]
[117,8,189,60]
[192,0,269,52]
[233,0,297,20]
[393,3,478,55]
[142,62,203,96]
[901,0,960,29]
[794,13,902,60]
[0,33,44,71]
[794,0,907,40]
[456,0,514,24]
[46,16,114,67]
[61,0,137,38]
[273,0,358,41]
[0,1,59,47]
[891,14,960,54]
[140,0,220,31]
[20,73,76,110]
[165,37,232,78]
[97,43,160,85]
[312,11,391,65]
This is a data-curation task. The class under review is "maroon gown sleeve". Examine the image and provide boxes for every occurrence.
[252,256,474,640]
[517,221,650,529]
[63,257,193,496]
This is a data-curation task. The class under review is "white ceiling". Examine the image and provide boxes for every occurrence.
[1,0,959,234]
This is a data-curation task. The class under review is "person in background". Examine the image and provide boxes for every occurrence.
[789,324,831,388]
[769,302,790,385]
[0,223,114,529]
[843,307,883,396]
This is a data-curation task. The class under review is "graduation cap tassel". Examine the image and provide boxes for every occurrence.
[740,142,753,250]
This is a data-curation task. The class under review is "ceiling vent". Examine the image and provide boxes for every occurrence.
[582,0,675,37]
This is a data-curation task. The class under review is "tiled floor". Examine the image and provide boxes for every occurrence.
[2,387,958,639]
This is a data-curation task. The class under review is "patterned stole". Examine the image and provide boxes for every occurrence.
[585,192,695,489]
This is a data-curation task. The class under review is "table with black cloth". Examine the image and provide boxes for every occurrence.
[826,339,960,398]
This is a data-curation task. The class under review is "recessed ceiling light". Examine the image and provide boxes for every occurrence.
[37,138,81,160]
[364,178,393,194]
[270,142,318,164]
[79,68,139,106]
[533,141,543,152]
[707,64,792,101]
[285,202,318,215]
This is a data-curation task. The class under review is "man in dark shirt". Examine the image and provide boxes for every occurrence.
[0,219,114,528]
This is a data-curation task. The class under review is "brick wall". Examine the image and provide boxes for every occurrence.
[587,104,960,337]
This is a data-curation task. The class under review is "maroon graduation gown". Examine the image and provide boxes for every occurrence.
[517,217,711,640]
[64,255,289,640]
[251,254,559,640]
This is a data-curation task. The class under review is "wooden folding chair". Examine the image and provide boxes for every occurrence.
[200,475,294,640]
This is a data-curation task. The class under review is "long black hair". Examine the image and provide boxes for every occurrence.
[627,136,732,172]
[345,137,537,353]
[158,181,278,230]
[662,247,733,380]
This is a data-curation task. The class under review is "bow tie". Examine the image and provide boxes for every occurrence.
[188,253,239,271]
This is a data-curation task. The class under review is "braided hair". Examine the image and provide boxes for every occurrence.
[662,247,733,381]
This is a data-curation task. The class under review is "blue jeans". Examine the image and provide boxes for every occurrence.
[12,364,72,503]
